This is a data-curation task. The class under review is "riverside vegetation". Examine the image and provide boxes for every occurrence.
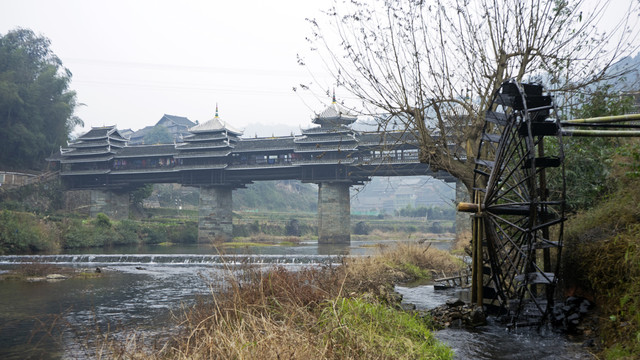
[0,179,454,254]
[560,140,640,359]
[92,243,462,359]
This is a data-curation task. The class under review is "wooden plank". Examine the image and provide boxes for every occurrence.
[486,111,508,126]
[514,272,555,285]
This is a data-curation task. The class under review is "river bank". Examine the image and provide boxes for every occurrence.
[0,241,600,359]
[0,241,462,359]
[0,208,455,256]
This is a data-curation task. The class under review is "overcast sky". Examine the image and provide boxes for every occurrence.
[0,0,339,136]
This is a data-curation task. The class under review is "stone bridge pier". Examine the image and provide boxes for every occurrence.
[317,181,351,244]
[198,186,233,243]
[64,189,129,220]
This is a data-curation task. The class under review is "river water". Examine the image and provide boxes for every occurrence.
[0,240,593,359]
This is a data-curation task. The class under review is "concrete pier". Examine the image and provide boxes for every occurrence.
[64,189,129,220]
[198,186,233,242]
[317,182,351,244]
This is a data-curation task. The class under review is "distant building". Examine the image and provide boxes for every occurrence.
[119,128,134,139]
[129,114,196,144]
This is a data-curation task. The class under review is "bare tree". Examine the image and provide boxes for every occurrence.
[302,0,640,192]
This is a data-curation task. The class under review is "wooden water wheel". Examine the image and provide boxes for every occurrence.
[461,80,566,326]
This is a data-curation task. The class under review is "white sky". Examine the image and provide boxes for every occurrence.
[2,1,637,138]
[0,0,338,135]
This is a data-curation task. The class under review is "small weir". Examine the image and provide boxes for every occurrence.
[0,253,343,267]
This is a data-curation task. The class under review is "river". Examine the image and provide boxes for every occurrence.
[0,240,594,359]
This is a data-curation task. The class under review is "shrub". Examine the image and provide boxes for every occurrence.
[94,213,112,228]
[0,210,59,254]
[353,221,370,235]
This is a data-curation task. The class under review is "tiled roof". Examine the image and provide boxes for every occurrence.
[174,150,232,159]
[313,101,357,125]
[176,142,233,150]
[75,126,129,142]
[234,137,295,152]
[69,139,126,149]
[161,114,195,127]
[294,134,357,144]
[294,144,358,153]
[357,131,418,146]
[189,117,243,135]
[301,125,353,135]
[115,144,177,158]
[77,126,116,140]
[61,148,116,156]
[182,133,230,142]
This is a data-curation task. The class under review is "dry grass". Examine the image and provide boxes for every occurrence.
[92,242,458,359]
[355,229,454,241]
[344,242,464,292]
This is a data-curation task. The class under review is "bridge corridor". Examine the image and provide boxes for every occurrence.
[51,100,458,244]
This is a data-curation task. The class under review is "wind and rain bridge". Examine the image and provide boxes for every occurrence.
[49,101,456,243]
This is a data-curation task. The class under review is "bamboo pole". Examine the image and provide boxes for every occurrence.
[562,129,640,137]
[564,113,640,124]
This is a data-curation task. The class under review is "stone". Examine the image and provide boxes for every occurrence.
[400,303,416,311]
[446,298,465,307]
[46,274,68,280]
[567,313,580,322]
[469,306,487,327]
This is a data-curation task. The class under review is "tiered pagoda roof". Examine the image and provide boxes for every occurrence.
[294,97,359,159]
[175,109,242,158]
[60,126,128,164]
[311,94,357,128]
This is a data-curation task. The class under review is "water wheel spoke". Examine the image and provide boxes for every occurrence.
[488,128,525,197]
[487,148,532,203]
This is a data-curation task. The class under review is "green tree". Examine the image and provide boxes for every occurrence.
[0,28,82,170]
[143,126,173,144]
[549,85,635,211]
[131,184,154,210]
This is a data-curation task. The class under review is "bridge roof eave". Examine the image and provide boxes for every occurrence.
[60,150,116,157]
[175,164,228,170]
[293,147,358,153]
[232,147,295,153]
[176,144,233,151]
[226,164,300,170]
[174,151,232,159]
[297,159,355,165]
[110,168,181,175]
[60,169,111,176]
[60,155,114,164]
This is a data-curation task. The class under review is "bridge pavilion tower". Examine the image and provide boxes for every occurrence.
[297,95,359,244]
[176,108,243,243]
[59,126,130,219]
